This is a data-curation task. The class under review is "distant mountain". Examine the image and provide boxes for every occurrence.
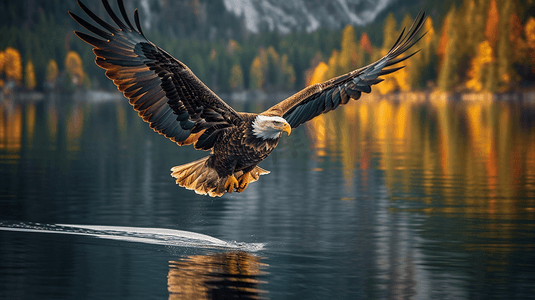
[130,0,417,39]
[221,0,395,34]
[1,0,444,40]
[132,0,448,39]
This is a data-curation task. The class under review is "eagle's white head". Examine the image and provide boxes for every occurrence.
[252,115,292,140]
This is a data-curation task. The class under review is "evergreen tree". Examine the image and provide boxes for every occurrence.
[280,54,296,90]
[483,0,500,90]
[415,17,438,89]
[383,13,398,50]
[485,61,498,92]
[399,13,416,90]
[424,18,437,64]
[464,0,477,54]
[266,46,280,88]
[0,51,4,88]
[497,0,513,89]
[323,50,340,81]
[438,7,460,92]
[249,57,263,90]
[229,63,244,91]
[338,25,359,74]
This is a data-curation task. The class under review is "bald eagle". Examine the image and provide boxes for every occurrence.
[70,0,426,197]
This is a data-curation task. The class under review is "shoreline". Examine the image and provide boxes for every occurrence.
[3,89,535,104]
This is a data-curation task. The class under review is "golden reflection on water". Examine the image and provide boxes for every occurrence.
[168,252,267,300]
[66,102,85,151]
[2,94,535,220]
[0,102,23,152]
[306,94,535,223]
[2,94,535,258]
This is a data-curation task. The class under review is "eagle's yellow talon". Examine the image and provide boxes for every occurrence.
[237,172,252,193]
[224,175,239,193]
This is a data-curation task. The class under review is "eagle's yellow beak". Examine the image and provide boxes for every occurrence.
[282,123,291,136]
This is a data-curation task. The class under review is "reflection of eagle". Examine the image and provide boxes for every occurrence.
[168,252,266,299]
[70,0,425,197]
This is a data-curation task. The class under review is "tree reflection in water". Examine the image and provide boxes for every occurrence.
[168,251,267,300]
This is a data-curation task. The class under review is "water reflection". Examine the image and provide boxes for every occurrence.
[2,93,535,223]
[168,252,267,300]
[305,94,535,221]
[2,92,535,298]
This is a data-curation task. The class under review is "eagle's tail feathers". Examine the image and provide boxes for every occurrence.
[171,157,269,197]
[171,156,220,197]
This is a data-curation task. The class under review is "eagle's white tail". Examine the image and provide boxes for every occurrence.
[170,156,270,197]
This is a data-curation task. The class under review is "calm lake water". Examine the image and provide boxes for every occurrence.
[1,92,535,299]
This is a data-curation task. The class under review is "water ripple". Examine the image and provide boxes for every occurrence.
[0,221,264,252]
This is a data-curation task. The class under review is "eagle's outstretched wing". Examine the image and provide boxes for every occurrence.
[263,12,426,128]
[69,0,242,150]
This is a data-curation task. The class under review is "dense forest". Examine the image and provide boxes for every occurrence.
[1,0,534,94]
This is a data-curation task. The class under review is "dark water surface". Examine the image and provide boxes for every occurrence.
[1,93,535,299]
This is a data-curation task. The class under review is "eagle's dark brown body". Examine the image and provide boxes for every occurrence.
[70,0,426,197]
[210,113,279,177]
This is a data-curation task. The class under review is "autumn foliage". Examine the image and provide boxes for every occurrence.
[65,51,85,86]
[359,33,373,55]
[306,0,535,94]
[466,41,494,92]
[25,60,36,90]
[485,0,499,50]
[2,0,535,94]
[229,64,244,90]
[4,47,22,86]
[46,60,59,83]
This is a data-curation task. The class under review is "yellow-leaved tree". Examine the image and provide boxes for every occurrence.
[65,51,85,86]
[229,63,243,90]
[280,54,296,90]
[4,47,23,86]
[249,57,263,90]
[338,25,359,74]
[323,50,340,83]
[46,60,59,83]
[466,41,494,92]
[525,17,535,74]
[392,14,415,91]
[0,51,4,88]
[25,60,37,90]
[525,17,535,50]
[307,62,329,86]
[437,6,460,92]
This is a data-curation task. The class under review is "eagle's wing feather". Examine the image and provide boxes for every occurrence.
[70,0,242,150]
[263,12,426,128]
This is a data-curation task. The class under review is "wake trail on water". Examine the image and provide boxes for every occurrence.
[0,221,264,252]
